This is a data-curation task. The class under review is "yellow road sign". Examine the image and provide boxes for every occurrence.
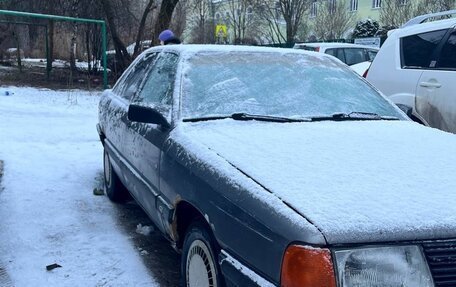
[215,24,227,38]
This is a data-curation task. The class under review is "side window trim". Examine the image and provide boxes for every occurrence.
[113,52,158,101]
[131,52,180,123]
[112,53,147,94]
[132,52,180,104]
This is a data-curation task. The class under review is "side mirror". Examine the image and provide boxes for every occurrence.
[395,104,413,118]
[128,104,171,129]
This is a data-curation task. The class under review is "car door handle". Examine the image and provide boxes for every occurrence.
[419,81,442,88]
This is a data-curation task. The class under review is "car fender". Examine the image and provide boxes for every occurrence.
[388,93,429,125]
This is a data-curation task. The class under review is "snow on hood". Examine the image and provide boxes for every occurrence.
[176,119,456,244]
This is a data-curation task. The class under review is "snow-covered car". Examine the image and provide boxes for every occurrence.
[367,10,456,133]
[97,45,456,287]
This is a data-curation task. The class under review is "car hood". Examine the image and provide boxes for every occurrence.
[175,119,456,244]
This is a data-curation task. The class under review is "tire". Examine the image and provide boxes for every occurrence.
[181,220,224,287]
[103,149,130,203]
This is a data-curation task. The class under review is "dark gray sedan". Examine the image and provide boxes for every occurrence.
[97,45,456,287]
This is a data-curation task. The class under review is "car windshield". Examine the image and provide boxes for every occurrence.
[181,51,404,120]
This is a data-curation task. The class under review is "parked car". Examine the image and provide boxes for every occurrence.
[367,10,456,133]
[293,42,379,66]
[349,60,372,77]
[98,44,456,287]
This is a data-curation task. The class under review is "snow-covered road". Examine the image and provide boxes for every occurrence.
[0,87,179,286]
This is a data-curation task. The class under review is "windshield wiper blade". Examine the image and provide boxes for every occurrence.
[183,115,232,122]
[310,112,400,122]
[183,113,311,123]
[231,113,311,122]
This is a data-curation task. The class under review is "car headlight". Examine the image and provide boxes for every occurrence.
[335,245,434,287]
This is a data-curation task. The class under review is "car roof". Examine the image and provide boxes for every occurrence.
[143,44,334,59]
[389,17,456,38]
[294,42,378,49]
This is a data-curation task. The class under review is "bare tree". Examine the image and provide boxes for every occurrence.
[133,0,157,57]
[415,0,455,16]
[186,0,214,43]
[380,0,415,28]
[170,0,188,40]
[255,0,308,45]
[69,0,80,73]
[223,0,257,44]
[153,0,180,45]
[313,0,355,41]
[99,0,131,72]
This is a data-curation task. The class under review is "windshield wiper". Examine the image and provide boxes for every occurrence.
[183,113,311,123]
[310,111,400,122]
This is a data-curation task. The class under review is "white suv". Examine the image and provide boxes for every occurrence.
[367,11,456,133]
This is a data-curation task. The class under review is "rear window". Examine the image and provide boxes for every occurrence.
[344,48,367,65]
[401,29,447,69]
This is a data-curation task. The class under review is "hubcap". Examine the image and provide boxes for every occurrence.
[186,239,217,287]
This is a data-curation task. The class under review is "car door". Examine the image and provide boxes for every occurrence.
[102,53,157,182]
[416,29,456,133]
[124,52,180,230]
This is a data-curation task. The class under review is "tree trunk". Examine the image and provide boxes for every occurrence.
[134,0,156,57]
[153,0,180,45]
[47,20,54,77]
[14,31,22,73]
[100,0,132,72]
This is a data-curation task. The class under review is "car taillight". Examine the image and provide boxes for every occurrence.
[281,245,336,287]
[363,67,369,78]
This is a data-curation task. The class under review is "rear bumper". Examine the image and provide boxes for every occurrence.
[219,250,276,287]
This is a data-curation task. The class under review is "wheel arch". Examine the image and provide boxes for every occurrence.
[96,123,106,145]
[174,200,211,250]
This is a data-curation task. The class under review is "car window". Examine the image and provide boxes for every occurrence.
[401,29,447,69]
[181,52,404,120]
[437,32,456,70]
[325,48,336,57]
[113,53,157,101]
[367,49,378,61]
[344,48,366,65]
[135,52,179,107]
[326,48,346,63]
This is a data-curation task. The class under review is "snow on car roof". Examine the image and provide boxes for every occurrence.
[294,42,378,50]
[390,17,456,38]
[144,44,332,60]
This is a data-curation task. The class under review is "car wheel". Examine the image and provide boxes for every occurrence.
[181,221,223,287]
[103,149,130,203]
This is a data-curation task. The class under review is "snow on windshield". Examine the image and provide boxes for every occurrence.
[181,51,402,119]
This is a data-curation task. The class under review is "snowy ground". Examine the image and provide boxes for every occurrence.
[0,87,179,286]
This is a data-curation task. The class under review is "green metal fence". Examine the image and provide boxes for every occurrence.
[0,9,108,88]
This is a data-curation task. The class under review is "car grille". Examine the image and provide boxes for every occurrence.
[422,240,456,286]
